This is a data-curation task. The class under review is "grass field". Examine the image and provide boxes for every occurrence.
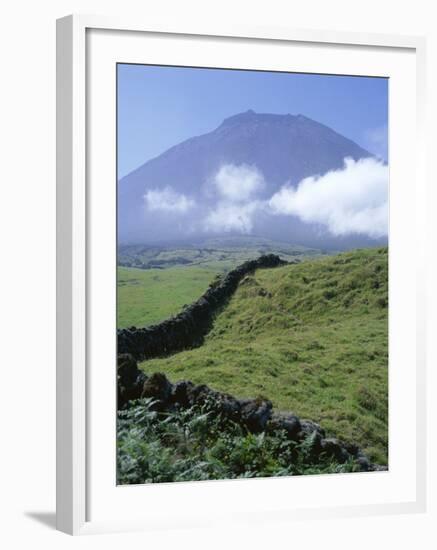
[117,265,218,328]
[138,247,388,464]
[117,237,323,328]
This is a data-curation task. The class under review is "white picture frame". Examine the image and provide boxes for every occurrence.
[56,14,427,535]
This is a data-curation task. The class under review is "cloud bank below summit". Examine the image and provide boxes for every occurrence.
[269,157,388,238]
[144,186,196,213]
[143,158,388,239]
[203,164,265,234]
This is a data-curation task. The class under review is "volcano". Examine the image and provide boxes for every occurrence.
[118,110,382,248]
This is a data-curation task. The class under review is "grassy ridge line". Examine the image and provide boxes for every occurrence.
[140,247,388,463]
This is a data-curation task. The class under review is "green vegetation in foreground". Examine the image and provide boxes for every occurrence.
[139,247,388,464]
[117,398,359,484]
[117,265,218,328]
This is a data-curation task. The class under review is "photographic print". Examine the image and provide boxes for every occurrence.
[116,64,388,485]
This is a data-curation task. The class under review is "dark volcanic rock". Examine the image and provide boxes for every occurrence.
[117,353,147,409]
[268,412,302,440]
[304,430,324,459]
[300,419,326,439]
[355,455,372,471]
[171,380,195,408]
[117,353,140,386]
[186,384,242,422]
[239,398,273,433]
[343,442,361,457]
[320,438,350,463]
[141,372,173,410]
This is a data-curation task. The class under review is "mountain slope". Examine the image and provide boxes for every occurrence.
[118,111,375,247]
[139,247,388,463]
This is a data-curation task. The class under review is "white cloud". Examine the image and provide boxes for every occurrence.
[143,159,388,239]
[212,164,265,202]
[203,201,261,234]
[202,164,266,234]
[269,157,388,238]
[144,186,195,213]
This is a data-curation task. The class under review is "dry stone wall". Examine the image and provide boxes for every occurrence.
[117,254,288,361]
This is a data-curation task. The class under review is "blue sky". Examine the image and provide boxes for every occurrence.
[117,64,388,179]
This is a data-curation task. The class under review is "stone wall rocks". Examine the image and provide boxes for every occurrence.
[268,412,302,440]
[142,372,173,410]
[117,254,288,361]
[239,398,273,433]
[118,354,385,473]
[117,353,148,409]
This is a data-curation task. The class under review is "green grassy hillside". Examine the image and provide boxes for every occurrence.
[139,247,388,463]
